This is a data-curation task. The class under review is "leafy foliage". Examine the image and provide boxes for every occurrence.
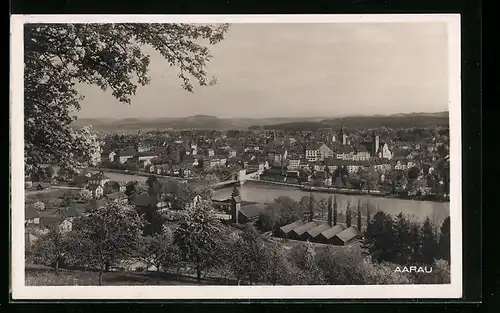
[420,217,439,265]
[256,196,302,233]
[230,225,268,284]
[24,23,229,175]
[361,211,395,263]
[125,181,149,198]
[136,228,181,275]
[79,189,93,201]
[33,201,46,211]
[357,201,363,231]
[345,201,352,228]
[69,202,144,285]
[265,241,289,285]
[174,200,223,283]
[203,173,220,186]
[317,245,365,285]
[31,225,70,273]
[308,193,315,222]
[327,195,333,226]
[333,195,338,226]
[437,216,450,262]
[291,241,316,271]
[393,213,412,264]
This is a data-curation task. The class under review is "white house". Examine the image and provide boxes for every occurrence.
[305,143,334,162]
[87,184,104,199]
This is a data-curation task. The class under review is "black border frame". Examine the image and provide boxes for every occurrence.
[8,0,482,309]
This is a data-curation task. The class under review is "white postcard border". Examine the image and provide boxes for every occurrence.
[10,14,462,300]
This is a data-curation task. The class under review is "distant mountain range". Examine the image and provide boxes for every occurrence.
[72,112,448,131]
[71,115,326,131]
[249,111,449,131]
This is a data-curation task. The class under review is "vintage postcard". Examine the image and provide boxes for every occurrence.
[10,14,462,299]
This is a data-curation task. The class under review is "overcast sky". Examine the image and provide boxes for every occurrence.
[77,22,449,119]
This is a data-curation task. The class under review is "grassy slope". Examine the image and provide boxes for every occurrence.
[25,241,364,286]
[25,267,234,286]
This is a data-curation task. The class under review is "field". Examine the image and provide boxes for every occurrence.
[25,266,235,286]
[25,242,365,286]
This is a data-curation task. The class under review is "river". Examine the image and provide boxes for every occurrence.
[102,171,449,223]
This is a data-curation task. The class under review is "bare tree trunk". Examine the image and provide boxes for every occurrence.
[196,267,201,284]
[98,270,104,286]
[55,259,60,275]
[237,278,241,286]
[156,264,161,285]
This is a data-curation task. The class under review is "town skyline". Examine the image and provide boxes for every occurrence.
[77,22,449,119]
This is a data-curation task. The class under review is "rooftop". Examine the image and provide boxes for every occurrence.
[291,221,319,236]
[334,226,360,242]
[319,224,346,239]
[279,220,305,234]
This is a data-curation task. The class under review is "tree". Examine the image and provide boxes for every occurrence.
[361,211,395,263]
[366,201,372,225]
[60,191,81,207]
[345,201,352,227]
[412,259,450,284]
[324,165,331,184]
[257,196,302,233]
[308,193,315,222]
[421,217,439,265]
[327,195,333,226]
[357,260,413,285]
[204,173,220,186]
[230,225,268,285]
[146,175,162,199]
[408,221,423,264]
[24,23,230,176]
[30,225,69,274]
[265,241,289,285]
[136,228,181,283]
[317,198,328,219]
[125,181,149,198]
[70,202,144,285]
[174,200,223,283]
[79,189,93,201]
[33,201,46,211]
[291,241,316,271]
[333,195,338,226]
[212,229,238,285]
[316,245,364,285]
[437,216,450,262]
[408,166,420,180]
[231,184,240,198]
[393,213,412,265]
[357,203,363,231]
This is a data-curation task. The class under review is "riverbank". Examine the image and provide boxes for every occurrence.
[253,179,388,197]
[252,179,448,203]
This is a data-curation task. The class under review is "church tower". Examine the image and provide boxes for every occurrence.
[231,194,242,224]
[372,132,380,156]
[340,124,347,145]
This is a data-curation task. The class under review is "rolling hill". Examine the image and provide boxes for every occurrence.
[71,115,326,131]
[248,112,449,131]
[71,112,448,132]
